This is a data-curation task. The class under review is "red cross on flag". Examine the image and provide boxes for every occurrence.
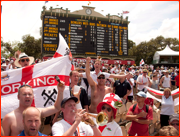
[1,34,73,118]
[123,11,129,14]
[145,87,179,106]
[140,59,145,66]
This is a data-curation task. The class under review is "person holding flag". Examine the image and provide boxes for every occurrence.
[1,33,74,136]
[2,82,65,136]
[147,88,179,128]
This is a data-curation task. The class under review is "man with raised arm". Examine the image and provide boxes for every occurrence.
[85,57,130,113]
[2,82,65,136]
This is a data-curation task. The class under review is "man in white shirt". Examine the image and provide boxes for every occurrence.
[136,69,150,92]
[52,97,101,136]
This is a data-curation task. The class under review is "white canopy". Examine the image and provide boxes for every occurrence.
[153,45,179,63]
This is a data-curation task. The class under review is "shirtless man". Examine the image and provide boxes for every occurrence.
[85,57,130,113]
[2,83,65,136]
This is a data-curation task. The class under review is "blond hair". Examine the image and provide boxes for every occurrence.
[159,125,179,136]
[164,88,171,96]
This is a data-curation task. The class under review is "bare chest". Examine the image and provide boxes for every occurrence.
[10,116,24,136]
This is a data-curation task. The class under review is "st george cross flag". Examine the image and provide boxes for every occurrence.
[53,33,72,58]
[123,11,129,14]
[145,87,179,106]
[140,59,145,66]
[1,33,72,118]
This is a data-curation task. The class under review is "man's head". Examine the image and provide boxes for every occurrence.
[152,74,157,80]
[165,70,169,76]
[94,59,101,71]
[169,114,179,131]
[97,73,106,85]
[69,70,79,85]
[61,97,78,119]
[22,107,41,136]
[135,70,139,75]
[142,69,148,76]
[18,85,34,107]
[14,53,34,68]
[136,91,146,103]
[5,59,10,65]
[1,63,7,70]
[119,72,126,82]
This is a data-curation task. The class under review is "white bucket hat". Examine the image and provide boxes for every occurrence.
[14,53,34,67]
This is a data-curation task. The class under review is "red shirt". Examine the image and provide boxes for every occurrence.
[175,75,179,86]
[145,98,153,107]
[127,104,153,136]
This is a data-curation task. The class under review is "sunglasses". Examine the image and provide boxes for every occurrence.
[20,58,30,62]
[98,76,105,79]
[143,72,147,73]
[101,106,112,112]
[19,84,32,89]
[171,123,179,126]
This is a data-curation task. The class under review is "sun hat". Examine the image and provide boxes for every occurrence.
[14,53,34,68]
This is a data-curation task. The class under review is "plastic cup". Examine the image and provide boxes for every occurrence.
[74,85,80,96]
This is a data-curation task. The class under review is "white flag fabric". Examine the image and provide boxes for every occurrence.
[145,87,179,106]
[1,56,72,118]
[53,33,72,58]
[139,59,145,66]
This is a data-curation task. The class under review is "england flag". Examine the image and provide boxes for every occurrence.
[1,33,73,118]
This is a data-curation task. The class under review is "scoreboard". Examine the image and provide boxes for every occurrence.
[42,15,128,56]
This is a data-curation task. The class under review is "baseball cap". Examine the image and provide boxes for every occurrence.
[136,91,147,98]
[97,72,105,78]
[169,114,179,123]
[61,97,78,107]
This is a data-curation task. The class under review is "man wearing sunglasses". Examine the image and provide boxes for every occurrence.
[85,57,131,114]
[2,83,65,136]
[136,69,150,92]
[169,114,179,132]
[14,52,34,68]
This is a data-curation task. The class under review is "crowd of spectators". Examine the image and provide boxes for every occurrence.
[1,53,179,136]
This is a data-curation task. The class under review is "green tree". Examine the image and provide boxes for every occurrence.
[18,34,41,59]
[1,37,19,58]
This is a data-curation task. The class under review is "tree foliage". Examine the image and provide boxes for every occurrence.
[1,35,41,59]
[128,36,179,65]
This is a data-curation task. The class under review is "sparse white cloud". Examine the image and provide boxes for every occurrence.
[131,18,179,44]
[1,1,179,46]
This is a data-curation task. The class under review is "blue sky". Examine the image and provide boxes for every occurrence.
[1,1,179,45]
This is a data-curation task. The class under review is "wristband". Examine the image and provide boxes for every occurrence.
[90,124,97,128]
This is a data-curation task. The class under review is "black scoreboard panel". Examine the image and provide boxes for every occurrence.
[42,15,128,56]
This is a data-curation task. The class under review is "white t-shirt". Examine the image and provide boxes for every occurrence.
[137,75,149,90]
[52,119,94,136]
[162,75,171,88]
[160,96,174,115]
[127,78,134,96]
[97,120,123,136]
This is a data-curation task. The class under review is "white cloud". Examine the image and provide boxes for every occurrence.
[1,1,179,47]
[130,18,179,45]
